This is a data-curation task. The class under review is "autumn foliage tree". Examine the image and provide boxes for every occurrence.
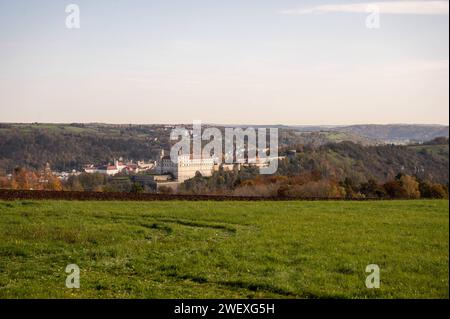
[11,167,39,190]
[399,175,421,199]
[419,180,448,199]
[0,166,62,191]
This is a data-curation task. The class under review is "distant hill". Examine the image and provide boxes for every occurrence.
[332,124,448,144]
[225,123,449,145]
[197,124,449,144]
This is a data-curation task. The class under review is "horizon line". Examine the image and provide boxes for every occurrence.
[1,122,449,127]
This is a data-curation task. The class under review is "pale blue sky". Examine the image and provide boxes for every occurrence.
[0,0,448,124]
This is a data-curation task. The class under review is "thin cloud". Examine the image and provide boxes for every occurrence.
[281,1,449,15]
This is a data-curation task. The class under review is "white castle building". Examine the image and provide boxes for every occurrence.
[156,150,214,182]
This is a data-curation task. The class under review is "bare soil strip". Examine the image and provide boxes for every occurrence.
[0,189,383,201]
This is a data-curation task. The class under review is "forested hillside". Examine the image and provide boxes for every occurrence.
[0,123,448,186]
[0,123,171,172]
[279,141,449,184]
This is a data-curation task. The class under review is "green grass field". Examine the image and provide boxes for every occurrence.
[0,200,448,299]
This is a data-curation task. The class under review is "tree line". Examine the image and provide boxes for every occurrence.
[178,166,448,199]
[0,165,447,199]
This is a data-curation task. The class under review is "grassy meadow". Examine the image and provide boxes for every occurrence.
[0,199,448,298]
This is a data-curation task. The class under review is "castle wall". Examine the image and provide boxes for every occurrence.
[156,154,214,182]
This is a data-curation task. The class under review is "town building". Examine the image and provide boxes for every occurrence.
[83,159,155,176]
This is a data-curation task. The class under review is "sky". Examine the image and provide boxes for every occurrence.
[0,0,448,125]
